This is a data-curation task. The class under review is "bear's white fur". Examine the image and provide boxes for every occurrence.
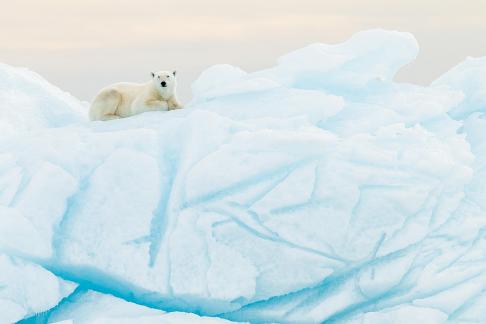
[89,70,182,121]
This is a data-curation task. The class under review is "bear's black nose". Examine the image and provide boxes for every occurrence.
[161,81,167,87]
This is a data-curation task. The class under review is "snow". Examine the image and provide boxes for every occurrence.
[2,29,486,322]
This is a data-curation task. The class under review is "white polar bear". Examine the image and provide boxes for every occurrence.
[89,70,182,121]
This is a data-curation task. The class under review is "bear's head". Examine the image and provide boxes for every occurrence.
[151,70,177,96]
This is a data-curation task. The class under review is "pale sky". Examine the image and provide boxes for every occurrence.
[1,0,486,102]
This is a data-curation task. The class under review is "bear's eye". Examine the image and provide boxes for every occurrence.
[166,75,170,78]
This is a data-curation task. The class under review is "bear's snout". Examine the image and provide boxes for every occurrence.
[161,81,167,87]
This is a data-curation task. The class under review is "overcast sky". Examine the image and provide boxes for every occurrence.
[1,0,486,102]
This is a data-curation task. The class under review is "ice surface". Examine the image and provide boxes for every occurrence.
[0,253,76,323]
[0,63,86,136]
[433,57,486,119]
[44,290,237,324]
[261,29,419,92]
[2,29,486,322]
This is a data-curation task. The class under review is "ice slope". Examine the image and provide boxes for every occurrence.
[0,63,86,136]
[2,29,486,322]
[29,289,238,324]
[433,57,486,119]
[0,253,76,323]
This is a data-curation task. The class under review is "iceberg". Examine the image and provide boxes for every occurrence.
[2,29,486,322]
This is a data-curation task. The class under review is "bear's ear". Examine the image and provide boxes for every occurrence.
[172,70,177,76]
[151,72,155,78]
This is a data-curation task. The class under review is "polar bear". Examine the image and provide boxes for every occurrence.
[89,70,182,121]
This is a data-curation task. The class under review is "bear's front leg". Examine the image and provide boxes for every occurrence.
[168,96,183,111]
[145,99,169,111]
